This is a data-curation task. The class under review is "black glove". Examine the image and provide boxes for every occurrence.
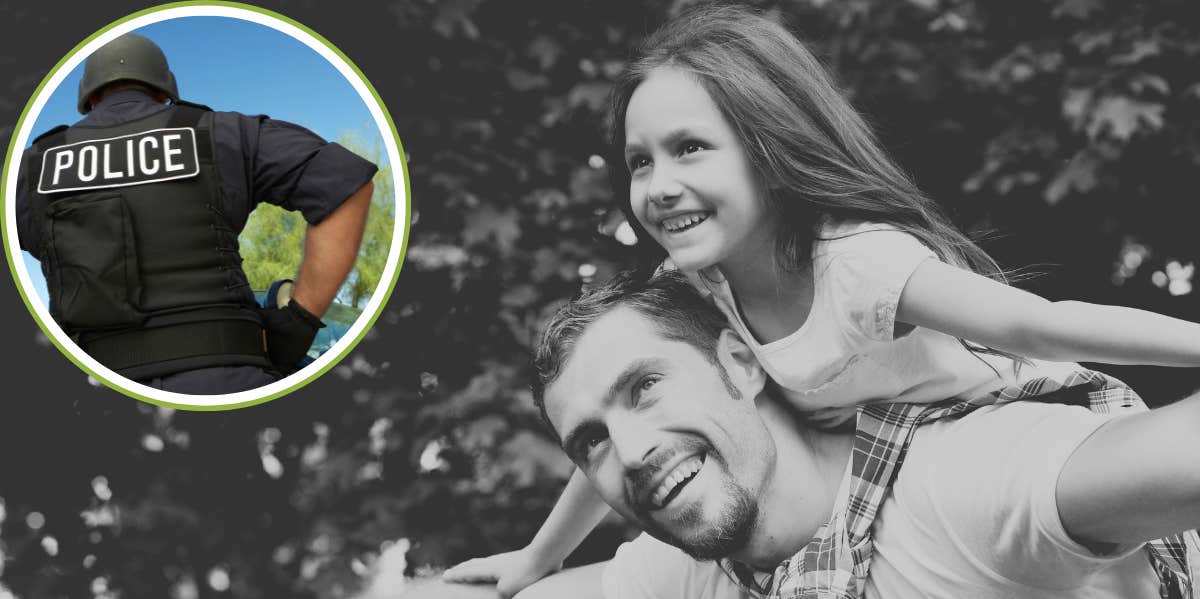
[262,280,325,375]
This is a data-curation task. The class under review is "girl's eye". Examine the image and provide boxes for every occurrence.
[627,155,650,172]
[680,142,704,155]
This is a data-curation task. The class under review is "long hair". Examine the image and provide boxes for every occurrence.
[608,3,1025,368]
[609,4,1004,281]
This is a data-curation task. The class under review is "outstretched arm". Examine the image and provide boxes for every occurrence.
[291,180,373,317]
[897,260,1200,367]
[1056,390,1200,547]
[443,469,611,598]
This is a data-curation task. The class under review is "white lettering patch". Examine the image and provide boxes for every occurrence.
[37,127,200,194]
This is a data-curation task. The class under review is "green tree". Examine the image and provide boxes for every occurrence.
[337,132,396,309]
[238,131,394,309]
[240,203,307,291]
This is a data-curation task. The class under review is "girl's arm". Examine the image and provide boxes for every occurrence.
[896,260,1200,367]
[442,468,611,598]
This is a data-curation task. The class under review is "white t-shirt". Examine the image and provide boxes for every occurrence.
[601,402,1165,599]
[686,220,1078,424]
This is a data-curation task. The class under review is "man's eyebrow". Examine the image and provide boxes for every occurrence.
[606,357,661,404]
[559,357,664,457]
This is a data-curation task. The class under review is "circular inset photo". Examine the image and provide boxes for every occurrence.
[2,3,409,409]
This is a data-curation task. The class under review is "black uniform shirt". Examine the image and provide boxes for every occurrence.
[16,90,378,253]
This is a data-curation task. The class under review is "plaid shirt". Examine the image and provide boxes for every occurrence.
[723,369,1196,599]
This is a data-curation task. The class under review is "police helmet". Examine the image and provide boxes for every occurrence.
[77,33,179,114]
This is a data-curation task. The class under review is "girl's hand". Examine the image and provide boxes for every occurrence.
[442,548,563,599]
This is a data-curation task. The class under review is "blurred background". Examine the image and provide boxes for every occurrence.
[1,0,1198,597]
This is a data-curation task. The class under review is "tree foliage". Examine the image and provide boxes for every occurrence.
[338,132,397,310]
[240,203,306,291]
[2,1,1198,598]
[239,134,394,309]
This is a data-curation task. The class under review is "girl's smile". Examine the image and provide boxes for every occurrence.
[624,67,775,274]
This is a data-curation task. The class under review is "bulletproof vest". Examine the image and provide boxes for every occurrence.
[25,103,271,380]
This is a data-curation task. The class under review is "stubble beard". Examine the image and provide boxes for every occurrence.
[638,475,758,561]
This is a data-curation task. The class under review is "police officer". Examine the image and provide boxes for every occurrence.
[15,33,376,394]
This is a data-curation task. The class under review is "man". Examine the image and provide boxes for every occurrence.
[526,270,1198,598]
[15,33,375,394]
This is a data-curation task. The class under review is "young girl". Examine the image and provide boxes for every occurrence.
[445,5,1200,596]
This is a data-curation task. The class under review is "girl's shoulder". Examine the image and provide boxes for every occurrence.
[814,219,927,257]
[810,219,937,306]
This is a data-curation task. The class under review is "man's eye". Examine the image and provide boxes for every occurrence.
[576,435,607,465]
[577,429,608,459]
[633,375,662,407]
[638,375,661,392]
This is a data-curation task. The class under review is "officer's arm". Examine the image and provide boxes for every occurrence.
[15,151,36,253]
[290,180,373,317]
[1056,390,1200,547]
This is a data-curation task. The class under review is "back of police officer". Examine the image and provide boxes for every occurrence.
[16,33,377,394]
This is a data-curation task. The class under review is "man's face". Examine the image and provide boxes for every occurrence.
[543,306,774,559]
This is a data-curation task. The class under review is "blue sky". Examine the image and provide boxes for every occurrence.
[21,15,386,304]
[28,16,380,146]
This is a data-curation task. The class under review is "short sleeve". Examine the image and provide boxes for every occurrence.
[602,533,746,599]
[248,117,377,224]
[915,403,1144,589]
[15,149,37,253]
[818,225,936,342]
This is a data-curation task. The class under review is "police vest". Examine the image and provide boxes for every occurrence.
[26,103,271,380]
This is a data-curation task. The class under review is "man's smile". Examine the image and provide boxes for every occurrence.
[629,446,712,515]
[650,453,706,509]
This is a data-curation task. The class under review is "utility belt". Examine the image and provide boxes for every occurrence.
[80,316,273,381]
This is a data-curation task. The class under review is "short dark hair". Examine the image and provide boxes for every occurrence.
[531,269,733,440]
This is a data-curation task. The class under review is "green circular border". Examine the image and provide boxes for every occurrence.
[0,1,411,411]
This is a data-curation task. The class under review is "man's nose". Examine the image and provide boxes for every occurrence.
[608,412,659,471]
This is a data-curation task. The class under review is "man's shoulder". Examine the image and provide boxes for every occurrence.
[897,401,1114,511]
[871,401,1154,597]
[912,403,1108,463]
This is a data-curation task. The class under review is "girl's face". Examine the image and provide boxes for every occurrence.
[624,67,773,273]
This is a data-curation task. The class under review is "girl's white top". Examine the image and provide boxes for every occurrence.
[686,220,1078,424]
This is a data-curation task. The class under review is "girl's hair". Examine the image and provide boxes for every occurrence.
[608,4,1004,282]
[608,3,1026,370]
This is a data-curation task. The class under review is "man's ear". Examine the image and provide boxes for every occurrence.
[716,328,766,397]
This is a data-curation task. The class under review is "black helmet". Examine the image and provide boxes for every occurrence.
[77,33,179,114]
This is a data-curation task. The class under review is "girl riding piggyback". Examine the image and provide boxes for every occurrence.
[445,5,1200,596]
